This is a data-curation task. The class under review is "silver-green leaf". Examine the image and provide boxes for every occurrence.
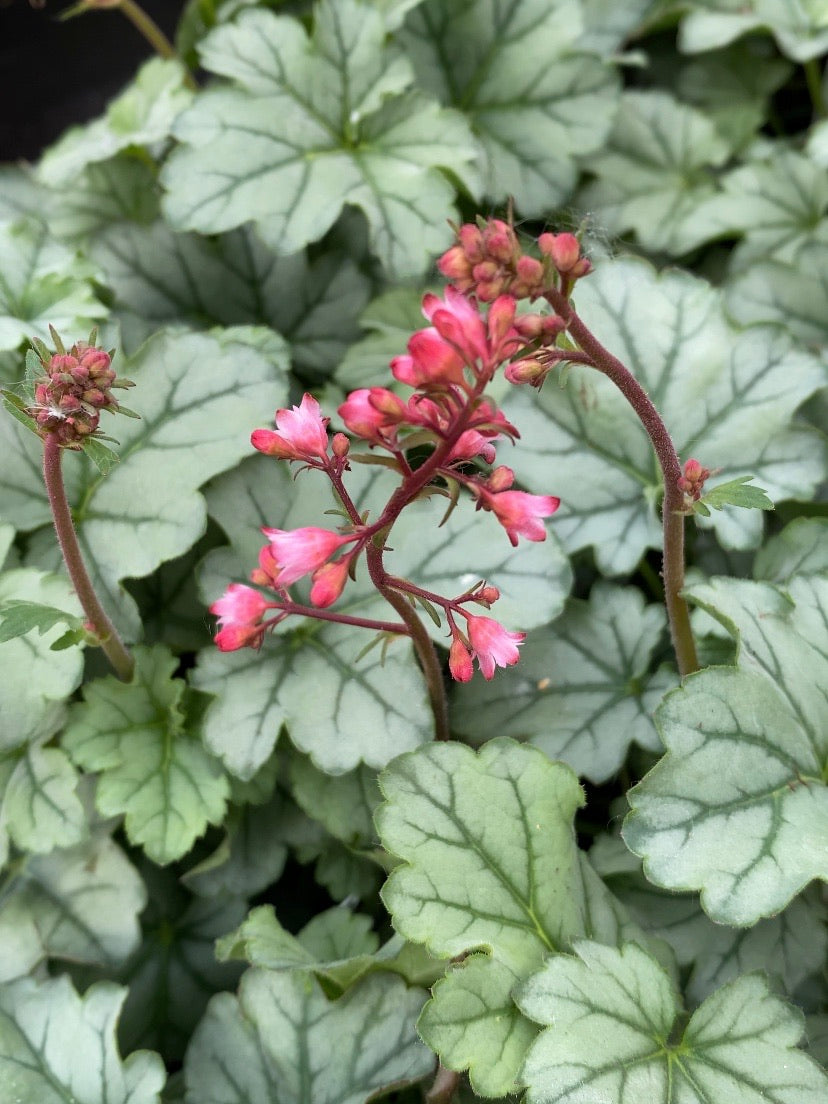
[162,1,478,275]
[0,975,165,1102]
[624,574,828,925]
[63,645,230,865]
[518,939,828,1104]
[184,970,432,1104]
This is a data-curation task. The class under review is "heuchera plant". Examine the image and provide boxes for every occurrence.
[0,1,827,1102]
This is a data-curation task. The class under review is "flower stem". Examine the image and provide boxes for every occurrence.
[546,288,699,677]
[117,0,199,90]
[42,435,134,681]
[271,600,409,635]
[365,543,451,742]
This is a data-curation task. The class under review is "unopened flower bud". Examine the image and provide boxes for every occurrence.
[50,354,78,376]
[438,245,474,283]
[541,232,582,273]
[458,223,484,263]
[541,315,566,338]
[79,345,109,366]
[678,457,711,502]
[472,260,500,282]
[332,432,350,458]
[504,357,549,388]
[513,314,545,340]
[476,585,500,607]
[487,466,514,492]
[513,255,544,296]
[475,280,504,303]
[482,219,517,263]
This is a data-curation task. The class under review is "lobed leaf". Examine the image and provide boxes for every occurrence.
[399,0,619,213]
[679,0,828,62]
[624,574,828,924]
[63,645,230,865]
[0,217,106,351]
[725,240,828,345]
[161,1,478,275]
[0,568,84,749]
[184,970,432,1103]
[518,939,828,1103]
[754,518,828,582]
[192,622,432,780]
[216,905,384,992]
[592,834,828,1006]
[695,149,828,270]
[378,740,674,1094]
[0,828,146,983]
[112,863,246,1062]
[90,220,370,373]
[578,91,731,254]
[38,58,193,186]
[0,975,165,1102]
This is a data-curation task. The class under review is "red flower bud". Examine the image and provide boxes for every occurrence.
[332,432,350,458]
[458,223,484,263]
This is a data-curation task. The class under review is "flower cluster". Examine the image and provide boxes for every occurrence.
[25,332,133,447]
[211,263,568,681]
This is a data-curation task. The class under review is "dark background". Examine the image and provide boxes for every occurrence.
[1,0,188,161]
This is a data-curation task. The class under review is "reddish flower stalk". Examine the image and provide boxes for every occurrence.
[27,333,136,681]
[439,218,699,677]
[43,435,134,681]
[210,292,563,739]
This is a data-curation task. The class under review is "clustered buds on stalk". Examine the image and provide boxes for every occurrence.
[210,237,583,682]
[24,330,134,448]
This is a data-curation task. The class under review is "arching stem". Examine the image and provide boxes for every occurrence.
[545,287,699,677]
[43,435,134,681]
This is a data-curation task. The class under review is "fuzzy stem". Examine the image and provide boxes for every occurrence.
[43,435,134,681]
[117,0,199,90]
[324,457,450,739]
[545,288,699,677]
[365,543,451,742]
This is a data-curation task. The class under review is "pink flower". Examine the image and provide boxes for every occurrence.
[423,287,489,364]
[261,527,354,587]
[448,637,474,682]
[466,615,525,680]
[251,393,329,461]
[310,557,351,607]
[446,430,497,464]
[210,583,269,651]
[391,328,467,389]
[338,388,406,445]
[476,487,560,546]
